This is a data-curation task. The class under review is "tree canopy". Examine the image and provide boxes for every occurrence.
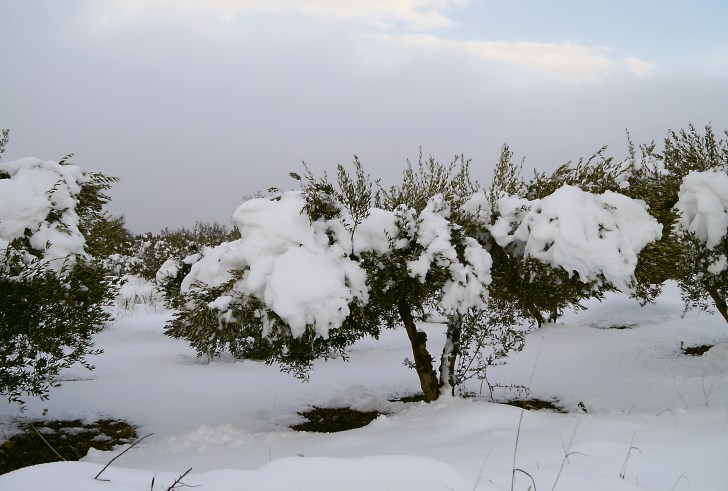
[166,151,663,401]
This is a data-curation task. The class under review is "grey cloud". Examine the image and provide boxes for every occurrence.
[2,2,726,232]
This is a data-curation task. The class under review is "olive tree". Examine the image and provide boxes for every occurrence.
[621,125,728,323]
[167,149,662,402]
[167,155,496,401]
[0,133,116,406]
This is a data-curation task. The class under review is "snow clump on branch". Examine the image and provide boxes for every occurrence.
[406,195,492,313]
[183,191,369,338]
[0,157,89,269]
[674,170,728,250]
[489,185,662,292]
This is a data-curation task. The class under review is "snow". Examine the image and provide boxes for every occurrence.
[180,240,246,290]
[182,191,369,338]
[115,274,164,311]
[0,157,88,267]
[490,185,662,292]
[438,237,492,312]
[155,258,180,284]
[265,247,357,338]
[233,192,321,252]
[350,207,399,255]
[407,195,460,280]
[675,170,728,249]
[2,282,728,490]
[708,255,727,275]
[405,196,492,313]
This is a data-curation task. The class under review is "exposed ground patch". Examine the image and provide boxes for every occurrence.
[593,323,638,330]
[503,398,566,413]
[0,419,136,475]
[290,407,385,433]
[680,343,714,356]
[388,393,426,404]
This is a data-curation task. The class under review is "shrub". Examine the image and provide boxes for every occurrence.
[130,222,236,308]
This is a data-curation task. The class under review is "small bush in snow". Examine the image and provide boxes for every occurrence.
[130,222,236,308]
[0,260,112,407]
[115,274,165,310]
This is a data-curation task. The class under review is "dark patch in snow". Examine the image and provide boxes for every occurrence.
[388,393,427,404]
[680,342,713,356]
[290,407,385,433]
[593,323,638,330]
[503,398,566,413]
[0,419,136,475]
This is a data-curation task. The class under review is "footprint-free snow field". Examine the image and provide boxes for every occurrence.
[2,283,728,490]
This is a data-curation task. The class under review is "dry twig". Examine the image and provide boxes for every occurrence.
[94,433,154,481]
[167,467,197,490]
[29,423,66,462]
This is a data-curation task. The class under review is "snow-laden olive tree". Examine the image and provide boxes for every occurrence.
[166,150,663,402]
[0,133,117,406]
[619,125,728,323]
[167,156,496,401]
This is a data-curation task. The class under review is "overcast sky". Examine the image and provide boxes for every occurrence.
[2,0,727,233]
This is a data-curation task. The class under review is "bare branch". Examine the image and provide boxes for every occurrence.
[95,433,154,481]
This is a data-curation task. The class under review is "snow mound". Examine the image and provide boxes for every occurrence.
[0,456,474,491]
[182,192,369,338]
[490,185,662,291]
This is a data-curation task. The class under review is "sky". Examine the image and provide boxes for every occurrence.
[1,0,727,233]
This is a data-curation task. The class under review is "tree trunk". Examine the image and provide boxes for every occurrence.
[529,306,545,328]
[439,314,462,396]
[398,299,440,402]
[708,288,728,325]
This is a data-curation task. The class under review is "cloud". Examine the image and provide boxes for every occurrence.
[390,33,655,81]
[82,0,655,82]
[5,0,722,233]
[624,56,657,77]
[85,0,468,30]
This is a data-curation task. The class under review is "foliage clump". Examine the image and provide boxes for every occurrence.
[483,144,662,327]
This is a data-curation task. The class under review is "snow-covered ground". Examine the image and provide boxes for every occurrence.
[2,282,727,490]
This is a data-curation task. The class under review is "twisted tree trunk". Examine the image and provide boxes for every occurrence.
[398,298,440,402]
